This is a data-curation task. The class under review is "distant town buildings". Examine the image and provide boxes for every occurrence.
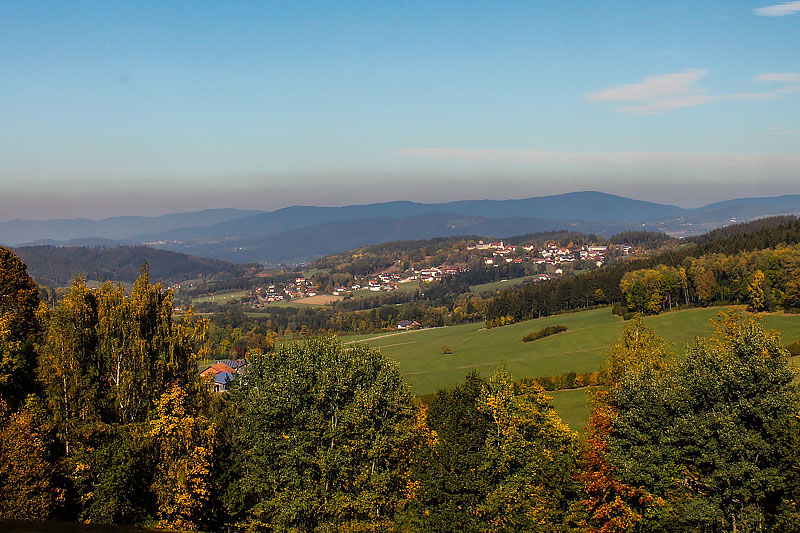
[232,239,641,308]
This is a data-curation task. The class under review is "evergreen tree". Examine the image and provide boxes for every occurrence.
[607,311,800,530]
[407,372,493,532]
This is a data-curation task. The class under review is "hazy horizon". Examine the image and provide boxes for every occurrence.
[5,187,800,223]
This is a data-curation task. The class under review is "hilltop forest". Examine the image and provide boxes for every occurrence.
[486,217,800,323]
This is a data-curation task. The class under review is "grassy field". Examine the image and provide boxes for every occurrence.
[348,283,423,300]
[192,290,249,304]
[550,388,592,432]
[343,306,800,431]
[346,308,622,395]
[470,276,532,294]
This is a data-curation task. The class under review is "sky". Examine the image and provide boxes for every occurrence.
[1,0,799,220]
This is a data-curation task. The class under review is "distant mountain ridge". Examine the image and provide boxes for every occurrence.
[0,208,263,245]
[148,212,640,263]
[4,191,800,263]
[146,191,683,241]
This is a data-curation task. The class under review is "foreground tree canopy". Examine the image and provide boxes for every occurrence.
[578,312,800,531]
[2,244,800,532]
[225,337,419,530]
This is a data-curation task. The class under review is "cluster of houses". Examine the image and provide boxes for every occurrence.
[199,359,249,393]
[474,241,615,270]
[538,243,609,267]
[285,277,317,299]
[249,278,320,307]
[253,284,285,303]
[228,240,643,309]
[351,266,465,293]
[467,240,510,251]
[362,272,405,292]
[466,240,642,266]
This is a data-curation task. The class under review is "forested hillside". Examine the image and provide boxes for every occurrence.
[486,216,800,322]
[13,245,248,286]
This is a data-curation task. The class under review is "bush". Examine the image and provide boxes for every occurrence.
[522,325,567,343]
[612,302,627,316]
[517,370,608,391]
[786,341,800,356]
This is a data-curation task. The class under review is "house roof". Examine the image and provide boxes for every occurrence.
[216,359,248,370]
[201,362,236,376]
[214,372,234,384]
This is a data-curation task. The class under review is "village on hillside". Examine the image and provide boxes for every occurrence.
[237,240,641,307]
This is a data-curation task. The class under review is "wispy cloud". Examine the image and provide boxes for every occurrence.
[585,69,711,115]
[587,71,800,115]
[586,70,708,102]
[399,147,800,167]
[766,125,800,135]
[754,1,800,16]
[756,72,800,83]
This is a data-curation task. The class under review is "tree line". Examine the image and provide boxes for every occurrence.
[486,216,800,322]
[618,243,800,315]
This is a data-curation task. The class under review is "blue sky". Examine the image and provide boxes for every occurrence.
[1,1,799,219]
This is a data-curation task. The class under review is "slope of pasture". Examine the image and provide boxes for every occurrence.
[549,388,592,432]
[348,307,800,397]
[192,290,249,304]
[470,276,532,294]
[349,308,621,395]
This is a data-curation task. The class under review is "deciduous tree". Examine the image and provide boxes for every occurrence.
[228,338,418,531]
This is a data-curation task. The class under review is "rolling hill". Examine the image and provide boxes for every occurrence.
[148,212,642,263]
[13,245,248,286]
[342,306,800,429]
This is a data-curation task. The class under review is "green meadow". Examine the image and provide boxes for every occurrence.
[192,290,249,304]
[469,276,532,294]
[549,388,592,432]
[344,306,800,431]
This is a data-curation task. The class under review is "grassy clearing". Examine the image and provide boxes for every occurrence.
[397,281,424,293]
[344,306,800,430]
[349,289,386,299]
[549,388,592,432]
[347,283,422,300]
[470,276,532,294]
[192,290,249,304]
[253,298,331,309]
